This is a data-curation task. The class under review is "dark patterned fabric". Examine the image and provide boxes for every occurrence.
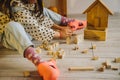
[0,12,10,34]
[10,0,55,42]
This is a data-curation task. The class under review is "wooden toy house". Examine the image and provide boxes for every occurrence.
[83,0,113,41]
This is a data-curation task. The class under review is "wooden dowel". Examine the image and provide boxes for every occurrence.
[68,66,94,71]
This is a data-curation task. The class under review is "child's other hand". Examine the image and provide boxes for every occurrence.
[60,27,73,39]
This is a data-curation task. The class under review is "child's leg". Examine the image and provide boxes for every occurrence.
[43,8,62,25]
[43,8,84,27]
[43,8,75,26]
[2,21,59,80]
[2,21,34,54]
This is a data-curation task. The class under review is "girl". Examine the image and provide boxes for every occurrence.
[8,0,73,42]
[0,0,60,80]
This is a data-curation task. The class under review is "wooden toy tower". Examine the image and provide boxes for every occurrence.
[83,0,113,41]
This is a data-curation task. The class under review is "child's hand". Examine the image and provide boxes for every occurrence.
[60,27,73,39]
[37,60,60,80]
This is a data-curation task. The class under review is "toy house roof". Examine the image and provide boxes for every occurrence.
[83,0,113,15]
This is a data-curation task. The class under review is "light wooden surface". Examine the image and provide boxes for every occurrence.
[0,14,120,80]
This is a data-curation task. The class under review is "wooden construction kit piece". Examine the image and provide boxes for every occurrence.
[81,49,88,54]
[47,51,54,55]
[91,56,99,60]
[90,44,96,49]
[73,34,84,44]
[73,46,79,50]
[66,34,84,44]
[111,67,119,70]
[102,60,111,69]
[35,47,42,54]
[52,48,65,59]
[91,43,99,60]
[68,66,94,71]
[66,37,71,44]
[97,65,106,72]
[114,57,120,63]
[56,49,65,59]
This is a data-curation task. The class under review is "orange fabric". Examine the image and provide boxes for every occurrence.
[68,20,87,31]
[37,60,60,80]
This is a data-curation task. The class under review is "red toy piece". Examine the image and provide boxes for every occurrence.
[37,59,60,80]
[68,20,87,31]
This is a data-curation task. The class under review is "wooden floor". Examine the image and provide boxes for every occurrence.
[0,14,120,80]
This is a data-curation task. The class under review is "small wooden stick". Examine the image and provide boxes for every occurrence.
[91,42,99,60]
[68,66,94,71]
[111,67,119,70]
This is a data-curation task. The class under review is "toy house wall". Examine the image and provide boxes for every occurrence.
[87,3,109,30]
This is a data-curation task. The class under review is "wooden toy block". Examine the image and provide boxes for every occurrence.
[56,49,65,59]
[66,37,71,44]
[66,34,84,44]
[90,44,96,49]
[68,66,94,71]
[47,51,54,55]
[102,61,111,69]
[55,42,59,46]
[114,57,120,63]
[52,42,59,48]
[23,71,30,77]
[73,46,79,50]
[84,28,107,41]
[35,47,42,54]
[52,52,58,60]
[81,49,88,54]
[73,34,84,44]
[47,45,53,51]
[111,67,119,70]
[91,56,99,60]
[97,65,106,72]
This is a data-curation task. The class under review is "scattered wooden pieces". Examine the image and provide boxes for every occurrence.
[102,61,111,69]
[81,49,88,54]
[73,46,79,50]
[73,34,84,44]
[90,43,98,60]
[111,67,119,70]
[47,51,54,55]
[66,34,84,44]
[56,49,65,59]
[35,47,42,54]
[91,56,99,60]
[68,66,94,71]
[23,71,30,77]
[66,37,71,44]
[114,57,120,63]
[97,65,106,72]
[52,48,65,59]
[90,44,96,49]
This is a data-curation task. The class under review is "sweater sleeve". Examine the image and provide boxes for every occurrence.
[10,0,55,42]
